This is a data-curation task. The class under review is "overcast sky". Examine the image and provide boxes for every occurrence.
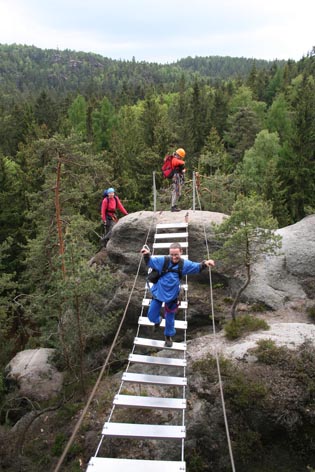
[0,0,314,63]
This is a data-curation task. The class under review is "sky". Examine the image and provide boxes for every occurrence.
[0,0,314,63]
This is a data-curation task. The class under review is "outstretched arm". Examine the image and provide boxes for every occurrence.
[116,197,128,216]
[201,259,215,269]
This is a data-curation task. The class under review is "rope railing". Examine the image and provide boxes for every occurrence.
[195,182,236,472]
[55,171,236,471]
[53,214,156,472]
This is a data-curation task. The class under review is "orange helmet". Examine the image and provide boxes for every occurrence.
[175,148,186,158]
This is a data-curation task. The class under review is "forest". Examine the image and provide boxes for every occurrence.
[0,43,315,417]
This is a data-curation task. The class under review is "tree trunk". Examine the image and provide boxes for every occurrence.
[230,263,251,320]
[55,157,66,278]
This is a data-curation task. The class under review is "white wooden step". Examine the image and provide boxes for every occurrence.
[154,232,188,239]
[138,316,187,330]
[87,457,186,471]
[102,422,186,439]
[129,354,186,367]
[153,242,188,249]
[114,394,186,410]
[134,337,186,351]
[122,372,187,386]
[156,223,188,229]
[141,300,188,310]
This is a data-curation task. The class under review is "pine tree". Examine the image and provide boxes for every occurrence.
[213,194,282,320]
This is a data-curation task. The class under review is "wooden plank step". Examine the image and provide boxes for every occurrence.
[102,422,186,439]
[134,337,186,351]
[138,316,187,330]
[122,372,187,386]
[129,354,186,367]
[141,300,188,310]
[156,223,188,229]
[114,394,186,410]
[87,457,186,471]
[154,232,188,239]
[153,242,188,249]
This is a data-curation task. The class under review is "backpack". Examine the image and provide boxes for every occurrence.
[147,256,184,284]
[161,155,175,179]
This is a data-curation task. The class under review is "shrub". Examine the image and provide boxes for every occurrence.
[224,314,269,340]
[306,305,315,323]
[52,433,66,456]
[252,339,288,365]
[224,372,267,409]
[192,354,232,381]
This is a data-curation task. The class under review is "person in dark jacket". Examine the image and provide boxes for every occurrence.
[141,242,215,347]
[101,188,128,246]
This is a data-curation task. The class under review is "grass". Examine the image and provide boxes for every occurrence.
[224,314,269,340]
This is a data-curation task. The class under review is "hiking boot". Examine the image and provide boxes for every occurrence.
[153,316,162,332]
[164,336,173,347]
[171,206,181,212]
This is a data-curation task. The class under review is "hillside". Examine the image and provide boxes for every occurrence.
[0,43,284,99]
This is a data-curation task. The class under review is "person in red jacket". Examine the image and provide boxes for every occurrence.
[171,148,186,212]
[101,187,128,246]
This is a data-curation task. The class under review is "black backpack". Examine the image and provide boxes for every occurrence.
[147,256,184,284]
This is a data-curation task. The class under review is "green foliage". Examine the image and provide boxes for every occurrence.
[91,96,117,151]
[252,339,288,365]
[68,95,87,139]
[224,314,269,340]
[224,99,263,171]
[193,354,232,380]
[234,429,263,464]
[198,127,228,175]
[213,193,282,318]
[240,130,281,196]
[306,305,315,322]
[224,370,267,409]
[51,432,67,456]
[187,449,208,472]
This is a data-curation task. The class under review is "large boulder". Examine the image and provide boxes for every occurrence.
[5,348,63,401]
[241,215,315,309]
[89,210,228,329]
[106,209,226,277]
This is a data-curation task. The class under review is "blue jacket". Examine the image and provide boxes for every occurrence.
[146,256,202,303]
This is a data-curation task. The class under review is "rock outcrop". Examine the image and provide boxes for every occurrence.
[106,210,226,276]
[242,214,315,309]
[95,211,315,313]
[5,348,63,401]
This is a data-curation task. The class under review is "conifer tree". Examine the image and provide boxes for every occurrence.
[213,194,282,320]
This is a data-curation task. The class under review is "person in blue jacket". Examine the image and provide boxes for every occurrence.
[141,242,215,347]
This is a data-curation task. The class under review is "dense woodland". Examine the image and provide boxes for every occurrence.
[0,43,315,426]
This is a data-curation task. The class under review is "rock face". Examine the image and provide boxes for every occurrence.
[5,348,63,401]
[106,210,227,275]
[98,210,228,328]
[90,211,315,321]
[242,215,315,309]
[102,211,315,312]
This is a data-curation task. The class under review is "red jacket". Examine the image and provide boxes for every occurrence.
[171,156,185,170]
[101,196,128,222]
